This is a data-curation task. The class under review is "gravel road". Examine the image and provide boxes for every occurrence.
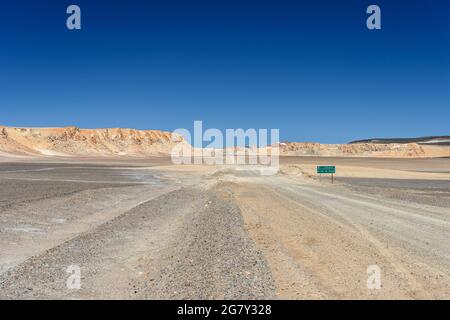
[1,160,449,299]
[231,173,450,299]
[0,164,275,299]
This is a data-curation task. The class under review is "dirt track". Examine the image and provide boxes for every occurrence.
[230,174,450,299]
[0,162,275,299]
[0,158,449,299]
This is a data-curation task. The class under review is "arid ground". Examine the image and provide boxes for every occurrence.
[0,156,449,299]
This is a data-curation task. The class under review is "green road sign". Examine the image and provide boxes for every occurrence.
[317,166,336,174]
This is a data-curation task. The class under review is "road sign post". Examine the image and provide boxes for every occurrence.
[317,166,336,183]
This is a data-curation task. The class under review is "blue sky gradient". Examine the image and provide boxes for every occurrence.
[1,0,449,143]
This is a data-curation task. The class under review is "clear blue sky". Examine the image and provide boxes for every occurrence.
[1,0,449,143]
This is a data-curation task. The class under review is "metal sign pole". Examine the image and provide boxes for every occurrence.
[317,166,336,183]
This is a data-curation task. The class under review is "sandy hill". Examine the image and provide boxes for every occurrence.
[0,126,186,157]
[1,125,449,158]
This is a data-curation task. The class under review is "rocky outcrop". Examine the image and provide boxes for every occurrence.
[0,126,187,157]
[0,125,447,158]
[279,142,432,157]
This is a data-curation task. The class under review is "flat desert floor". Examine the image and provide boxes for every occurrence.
[0,156,449,299]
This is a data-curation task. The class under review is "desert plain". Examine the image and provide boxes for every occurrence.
[0,126,449,299]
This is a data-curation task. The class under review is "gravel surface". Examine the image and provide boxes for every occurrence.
[338,177,450,190]
[338,178,450,208]
[143,187,276,299]
[233,174,450,299]
[0,186,275,299]
[1,159,449,300]
[0,162,162,210]
[0,179,137,210]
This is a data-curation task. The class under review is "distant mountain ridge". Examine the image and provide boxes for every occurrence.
[0,125,186,157]
[1,125,450,158]
[350,136,450,146]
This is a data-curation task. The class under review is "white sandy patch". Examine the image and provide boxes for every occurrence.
[34,148,70,156]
